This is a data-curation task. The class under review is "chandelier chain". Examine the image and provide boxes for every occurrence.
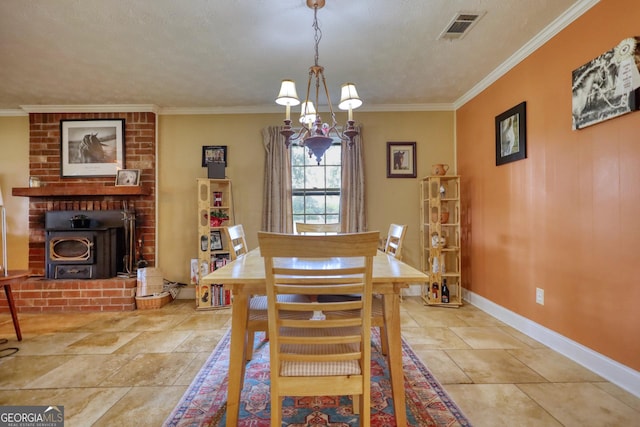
[312,5,322,67]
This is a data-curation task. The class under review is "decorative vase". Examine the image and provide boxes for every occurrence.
[431,211,450,223]
[432,164,449,176]
[210,217,226,227]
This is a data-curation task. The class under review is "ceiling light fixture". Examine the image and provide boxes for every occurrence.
[275,0,362,164]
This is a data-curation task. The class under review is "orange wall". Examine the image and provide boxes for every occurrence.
[457,0,640,370]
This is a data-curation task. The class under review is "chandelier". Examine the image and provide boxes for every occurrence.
[275,0,362,164]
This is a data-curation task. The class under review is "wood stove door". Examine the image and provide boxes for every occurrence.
[48,235,94,263]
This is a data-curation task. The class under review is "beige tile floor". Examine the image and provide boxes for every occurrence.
[0,297,638,426]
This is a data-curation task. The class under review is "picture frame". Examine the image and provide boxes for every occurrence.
[572,37,640,130]
[387,142,417,178]
[495,102,527,166]
[60,119,125,177]
[115,169,141,186]
[202,145,227,167]
[210,230,223,251]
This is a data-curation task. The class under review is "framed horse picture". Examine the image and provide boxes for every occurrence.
[495,102,527,166]
[387,141,416,178]
[60,119,125,177]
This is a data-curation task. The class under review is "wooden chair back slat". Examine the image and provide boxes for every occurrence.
[295,222,341,234]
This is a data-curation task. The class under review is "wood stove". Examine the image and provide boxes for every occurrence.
[45,210,127,279]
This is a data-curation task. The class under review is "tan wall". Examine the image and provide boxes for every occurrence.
[157,111,455,283]
[2,111,454,283]
[0,116,30,270]
[456,0,640,370]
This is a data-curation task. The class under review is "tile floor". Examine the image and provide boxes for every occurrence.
[0,297,638,426]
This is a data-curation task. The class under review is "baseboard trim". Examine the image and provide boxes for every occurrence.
[462,289,640,398]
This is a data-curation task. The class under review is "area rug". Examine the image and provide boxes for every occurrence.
[164,329,471,426]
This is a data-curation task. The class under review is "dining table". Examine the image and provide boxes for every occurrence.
[202,247,428,426]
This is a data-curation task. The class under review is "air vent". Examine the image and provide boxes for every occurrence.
[438,11,485,40]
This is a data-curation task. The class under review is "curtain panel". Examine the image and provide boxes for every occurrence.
[261,127,293,233]
[340,126,367,233]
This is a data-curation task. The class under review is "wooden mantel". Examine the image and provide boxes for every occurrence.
[13,185,151,198]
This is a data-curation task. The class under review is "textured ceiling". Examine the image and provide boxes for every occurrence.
[0,0,592,113]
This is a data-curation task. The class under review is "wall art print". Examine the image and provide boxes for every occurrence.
[572,36,640,130]
[202,145,227,167]
[495,102,527,166]
[387,142,416,178]
[60,119,125,177]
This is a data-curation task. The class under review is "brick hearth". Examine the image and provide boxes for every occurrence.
[1,277,137,313]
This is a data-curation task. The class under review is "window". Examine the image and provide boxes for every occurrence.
[291,141,341,225]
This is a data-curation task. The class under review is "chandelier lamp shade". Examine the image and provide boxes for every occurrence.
[275,0,362,164]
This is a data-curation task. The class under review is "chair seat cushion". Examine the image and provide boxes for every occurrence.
[279,326,362,376]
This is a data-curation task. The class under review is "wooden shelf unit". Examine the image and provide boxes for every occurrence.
[196,178,234,310]
[420,175,463,307]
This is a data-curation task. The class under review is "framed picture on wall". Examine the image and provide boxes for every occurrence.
[115,169,141,186]
[387,142,417,178]
[202,145,227,167]
[60,119,125,177]
[495,102,527,166]
[572,37,640,130]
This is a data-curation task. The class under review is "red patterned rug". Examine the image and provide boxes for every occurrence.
[164,329,471,426]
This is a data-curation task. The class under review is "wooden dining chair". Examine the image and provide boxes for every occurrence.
[316,224,408,356]
[225,224,248,260]
[225,224,265,359]
[384,223,408,260]
[227,225,310,361]
[258,231,379,427]
[295,222,341,234]
[383,223,408,303]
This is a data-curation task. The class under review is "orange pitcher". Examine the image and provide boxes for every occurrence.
[432,164,449,176]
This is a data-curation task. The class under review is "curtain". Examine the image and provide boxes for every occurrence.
[261,127,293,233]
[340,126,367,232]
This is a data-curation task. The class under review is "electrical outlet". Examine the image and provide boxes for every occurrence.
[535,288,544,305]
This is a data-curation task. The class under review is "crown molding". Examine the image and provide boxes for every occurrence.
[158,105,281,115]
[158,102,454,115]
[0,102,454,117]
[360,103,455,112]
[453,0,600,110]
[0,109,28,117]
[18,104,159,113]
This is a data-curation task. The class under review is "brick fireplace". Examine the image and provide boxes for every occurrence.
[8,111,157,312]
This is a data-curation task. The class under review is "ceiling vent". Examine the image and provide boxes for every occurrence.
[438,11,485,40]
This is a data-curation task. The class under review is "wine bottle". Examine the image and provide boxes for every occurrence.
[431,283,439,301]
[441,279,450,303]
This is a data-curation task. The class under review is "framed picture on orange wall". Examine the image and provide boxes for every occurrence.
[495,101,527,166]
